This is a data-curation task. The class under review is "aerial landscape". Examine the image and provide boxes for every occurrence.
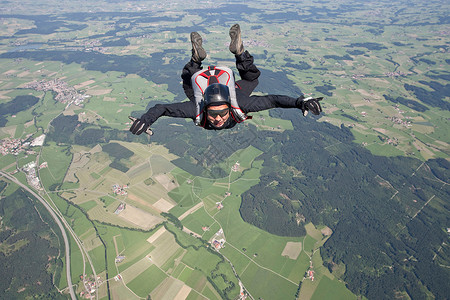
[0,0,448,299]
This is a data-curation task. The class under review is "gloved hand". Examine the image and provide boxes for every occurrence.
[297,96,323,116]
[129,116,153,135]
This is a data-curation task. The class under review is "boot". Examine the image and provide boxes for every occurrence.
[190,32,207,63]
[229,24,244,56]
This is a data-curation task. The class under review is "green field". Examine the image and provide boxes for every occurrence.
[311,276,356,300]
[127,264,167,297]
[54,141,352,299]
[1,0,448,299]
[167,145,335,297]
[181,207,215,235]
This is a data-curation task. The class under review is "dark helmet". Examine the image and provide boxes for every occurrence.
[203,83,230,107]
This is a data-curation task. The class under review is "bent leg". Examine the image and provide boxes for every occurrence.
[235,51,261,97]
[181,60,202,102]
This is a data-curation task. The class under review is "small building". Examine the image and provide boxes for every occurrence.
[115,256,125,263]
[114,274,122,281]
[307,270,315,281]
[212,238,225,250]
[114,203,126,214]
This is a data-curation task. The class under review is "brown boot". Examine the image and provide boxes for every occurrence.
[190,32,207,63]
[229,24,244,55]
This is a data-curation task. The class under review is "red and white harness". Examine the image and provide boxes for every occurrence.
[192,66,248,127]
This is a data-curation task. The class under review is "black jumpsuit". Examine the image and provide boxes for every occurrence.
[141,51,302,130]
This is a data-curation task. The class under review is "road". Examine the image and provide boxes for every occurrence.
[0,171,77,300]
[38,169,99,299]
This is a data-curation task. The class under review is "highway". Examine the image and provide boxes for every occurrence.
[0,171,77,300]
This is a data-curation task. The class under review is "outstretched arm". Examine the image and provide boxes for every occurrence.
[129,101,196,135]
[241,94,299,112]
[240,94,323,116]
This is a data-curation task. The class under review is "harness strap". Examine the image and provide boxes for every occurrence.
[200,68,228,85]
[192,66,249,126]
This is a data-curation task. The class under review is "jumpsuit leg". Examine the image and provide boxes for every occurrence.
[235,50,261,97]
[181,59,202,102]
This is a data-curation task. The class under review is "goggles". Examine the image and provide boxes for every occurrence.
[207,108,229,118]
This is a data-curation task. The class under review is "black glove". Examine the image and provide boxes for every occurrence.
[129,116,153,135]
[297,96,323,116]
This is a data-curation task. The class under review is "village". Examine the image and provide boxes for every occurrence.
[0,137,30,156]
[25,79,89,106]
[79,275,102,299]
[391,104,413,127]
[1,134,46,156]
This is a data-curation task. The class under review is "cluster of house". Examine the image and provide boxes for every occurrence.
[390,116,412,128]
[212,238,226,250]
[307,269,315,281]
[238,282,249,300]
[212,192,232,211]
[81,39,108,53]
[25,79,88,106]
[306,260,315,281]
[79,275,101,299]
[386,137,399,146]
[2,135,46,157]
[232,161,240,172]
[112,184,128,196]
[1,138,27,156]
[385,71,406,77]
[351,73,366,80]
[211,229,226,251]
[1,135,46,156]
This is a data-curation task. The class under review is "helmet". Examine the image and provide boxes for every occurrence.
[203,83,230,107]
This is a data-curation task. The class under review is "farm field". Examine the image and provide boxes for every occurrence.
[46,139,348,299]
[0,0,448,299]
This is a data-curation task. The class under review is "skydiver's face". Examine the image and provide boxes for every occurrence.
[206,104,230,128]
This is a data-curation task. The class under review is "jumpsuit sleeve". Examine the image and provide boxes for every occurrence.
[141,101,197,126]
[238,94,300,113]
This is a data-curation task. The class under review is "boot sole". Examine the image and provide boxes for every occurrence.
[191,32,207,62]
[229,24,243,55]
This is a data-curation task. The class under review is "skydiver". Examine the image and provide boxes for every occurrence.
[129,24,323,135]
